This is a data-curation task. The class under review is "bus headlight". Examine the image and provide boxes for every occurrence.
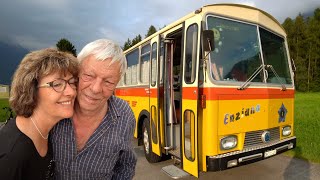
[282,126,291,136]
[220,135,237,150]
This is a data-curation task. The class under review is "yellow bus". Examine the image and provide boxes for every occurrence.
[115,3,296,178]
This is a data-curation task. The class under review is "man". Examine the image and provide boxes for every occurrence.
[51,39,137,179]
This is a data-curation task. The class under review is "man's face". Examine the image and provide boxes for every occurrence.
[77,55,121,112]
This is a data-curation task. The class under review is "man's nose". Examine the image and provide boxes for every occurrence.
[90,79,103,93]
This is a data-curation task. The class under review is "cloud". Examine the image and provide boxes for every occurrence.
[0,0,319,52]
[98,27,125,46]
[27,0,70,9]
[12,35,53,50]
[240,1,256,7]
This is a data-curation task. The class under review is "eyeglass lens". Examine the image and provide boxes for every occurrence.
[52,78,77,92]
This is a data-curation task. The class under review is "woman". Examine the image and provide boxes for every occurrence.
[0,48,78,179]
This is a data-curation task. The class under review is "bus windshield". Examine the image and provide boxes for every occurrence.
[206,16,292,85]
[260,27,292,84]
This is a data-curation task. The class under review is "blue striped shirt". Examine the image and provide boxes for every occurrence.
[51,95,137,180]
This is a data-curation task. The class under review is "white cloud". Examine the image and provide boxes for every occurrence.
[12,35,53,50]
[98,27,125,46]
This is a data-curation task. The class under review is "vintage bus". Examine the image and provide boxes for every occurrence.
[115,3,296,178]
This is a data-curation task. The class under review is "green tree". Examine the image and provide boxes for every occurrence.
[56,38,77,57]
[282,18,295,55]
[292,14,307,91]
[145,25,157,38]
[314,8,320,21]
[308,8,320,91]
[283,8,320,92]
[131,34,142,47]
[123,38,132,51]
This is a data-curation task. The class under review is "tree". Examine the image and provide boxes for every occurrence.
[131,34,142,47]
[291,14,308,91]
[314,8,320,21]
[123,38,132,51]
[283,8,320,92]
[145,25,157,38]
[282,18,295,54]
[56,38,77,57]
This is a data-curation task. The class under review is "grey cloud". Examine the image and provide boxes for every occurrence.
[0,0,319,52]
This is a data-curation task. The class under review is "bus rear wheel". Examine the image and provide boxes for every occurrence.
[142,118,161,163]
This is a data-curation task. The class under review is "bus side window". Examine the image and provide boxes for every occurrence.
[184,23,198,84]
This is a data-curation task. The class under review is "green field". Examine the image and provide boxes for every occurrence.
[0,98,10,122]
[1,93,320,163]
[285,92,320,163]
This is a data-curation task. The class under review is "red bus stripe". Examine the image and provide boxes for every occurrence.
[115,87,294,100]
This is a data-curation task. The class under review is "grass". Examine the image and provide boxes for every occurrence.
[1,93,320,163]
[284,92,320,163]
[0,98,10,122]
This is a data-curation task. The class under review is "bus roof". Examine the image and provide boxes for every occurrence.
[202,4,286,36]
[124,3,286,54]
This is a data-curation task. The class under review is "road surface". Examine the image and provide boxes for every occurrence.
[132,139,320,180]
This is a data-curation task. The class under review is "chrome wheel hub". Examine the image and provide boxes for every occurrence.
[143,128,149,154]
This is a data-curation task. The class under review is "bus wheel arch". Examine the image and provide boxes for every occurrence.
[137,110,150,146]
[142,117,162,163]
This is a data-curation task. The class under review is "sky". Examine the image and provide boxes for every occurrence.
[0,0,319,52]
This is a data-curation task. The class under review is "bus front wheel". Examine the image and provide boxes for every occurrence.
[142,118,161,163]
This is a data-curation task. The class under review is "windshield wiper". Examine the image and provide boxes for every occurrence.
[238,64,264,90]
[266,65,287,91]
[238,64,287,91]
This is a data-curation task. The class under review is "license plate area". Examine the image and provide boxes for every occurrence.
[264,149,276,158]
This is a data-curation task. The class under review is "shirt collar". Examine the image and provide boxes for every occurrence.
[106,95,120,123]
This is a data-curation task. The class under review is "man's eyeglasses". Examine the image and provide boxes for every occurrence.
[80,73,117,91]
[38,77,78,92]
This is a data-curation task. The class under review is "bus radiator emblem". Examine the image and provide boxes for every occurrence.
[278,103,287,123]
[261,131,271,143]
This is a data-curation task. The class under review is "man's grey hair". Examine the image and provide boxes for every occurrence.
[77,39,127,76]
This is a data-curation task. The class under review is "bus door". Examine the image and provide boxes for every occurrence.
[181,16,201,177]
[149,35,161,156]
[159,25,183,154]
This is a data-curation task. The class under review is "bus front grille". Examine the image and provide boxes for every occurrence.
[243,127,280,149]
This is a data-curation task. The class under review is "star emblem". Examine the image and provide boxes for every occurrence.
[278,103,287,123]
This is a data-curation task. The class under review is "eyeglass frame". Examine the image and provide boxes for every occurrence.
[79,73,118,91]
[38,77,78,93]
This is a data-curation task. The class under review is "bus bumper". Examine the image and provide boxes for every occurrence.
[206,136,296,171]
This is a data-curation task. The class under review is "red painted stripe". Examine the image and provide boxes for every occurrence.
[201,87,294,100]
[115,87,294,100]
[115,87,149,97]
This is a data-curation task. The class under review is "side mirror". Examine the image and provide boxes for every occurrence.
[202,30,214,52]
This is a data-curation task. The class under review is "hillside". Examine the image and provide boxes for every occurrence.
[0,41,29,85]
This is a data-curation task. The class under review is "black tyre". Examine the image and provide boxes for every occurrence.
[142,118,162,163]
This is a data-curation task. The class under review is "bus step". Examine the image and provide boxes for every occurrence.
[162,165,190,179]
[169,147,181,159]
[172,156,181,165]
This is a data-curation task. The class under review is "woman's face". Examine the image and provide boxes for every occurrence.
[36,71,77,122]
